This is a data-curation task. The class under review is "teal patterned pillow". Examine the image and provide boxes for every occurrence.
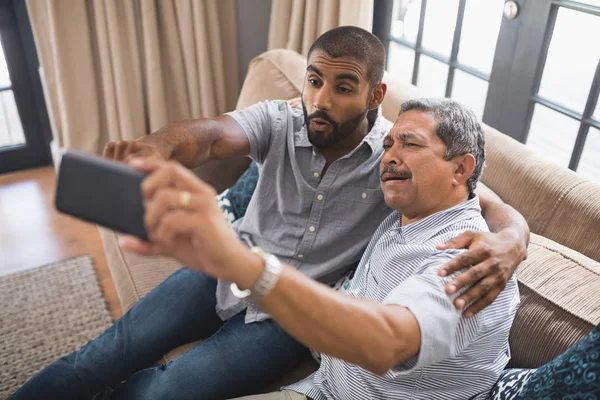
[489,324,600,399]
[216,161,259,223]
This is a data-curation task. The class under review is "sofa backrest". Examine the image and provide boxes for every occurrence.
[233,49,600,368]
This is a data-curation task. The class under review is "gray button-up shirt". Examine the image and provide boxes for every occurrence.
[217,100,394,323]
[287,195,520,400]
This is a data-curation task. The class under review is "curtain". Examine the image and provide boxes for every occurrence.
[26,0,239,155]
[268,0,374,56]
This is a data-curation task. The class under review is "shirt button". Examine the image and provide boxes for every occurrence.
[309,226,316,232]
[317,194,324,201]
[313,172,320,178]
[297,254,304,259]
[362,192,367,199]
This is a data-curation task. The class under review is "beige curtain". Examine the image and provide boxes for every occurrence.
[268,0,374,56]
[26,0,239,155]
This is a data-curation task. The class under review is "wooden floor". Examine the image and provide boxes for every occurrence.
[0,165,122,321]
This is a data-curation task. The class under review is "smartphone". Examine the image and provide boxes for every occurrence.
[55,149,149,241]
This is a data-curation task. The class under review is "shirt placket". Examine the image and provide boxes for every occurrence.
[291,148,342,266]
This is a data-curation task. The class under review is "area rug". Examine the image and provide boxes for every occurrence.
[0,255,113,398]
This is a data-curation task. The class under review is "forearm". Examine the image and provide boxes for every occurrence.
[137,115,248,168]
[136,119,221,168]
[236,257,417,374]
[476,184,530,246]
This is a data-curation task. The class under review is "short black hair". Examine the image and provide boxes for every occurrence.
[307,26,386,88]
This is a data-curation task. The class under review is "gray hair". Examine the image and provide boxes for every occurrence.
[399,98,485,193]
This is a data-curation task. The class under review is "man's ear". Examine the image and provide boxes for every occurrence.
[369,82,387,110]
[452,154,476,187]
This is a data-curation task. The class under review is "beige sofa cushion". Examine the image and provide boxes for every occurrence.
[99,228,183,313]
[542,181,600,262]
[509,233,600,368]
[236,49,305,110]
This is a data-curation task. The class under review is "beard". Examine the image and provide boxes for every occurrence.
[302,100,369,149]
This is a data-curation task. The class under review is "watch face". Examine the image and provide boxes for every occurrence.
[230,282,252,299]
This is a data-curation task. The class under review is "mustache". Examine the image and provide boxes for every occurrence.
[307,110,337,126]
[380,165,412,180]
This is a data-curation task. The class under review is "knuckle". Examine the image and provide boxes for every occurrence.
[480,243,492,256]
[489,259,501,271]
[495,276,507,288]
[479,283,492,293]
[470,268,482,281]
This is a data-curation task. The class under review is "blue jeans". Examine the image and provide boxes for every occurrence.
[10,268,310,400]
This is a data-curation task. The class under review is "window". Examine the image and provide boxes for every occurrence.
[374,0,600,183]
[0,0,51,174]
[381,0,505,120]
[0,40,26,148]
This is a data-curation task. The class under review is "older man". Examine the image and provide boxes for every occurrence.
[121,98,519,400]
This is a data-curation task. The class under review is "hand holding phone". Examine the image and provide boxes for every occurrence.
[55,149,149,241]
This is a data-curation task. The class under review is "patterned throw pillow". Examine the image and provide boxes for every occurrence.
[489,323,600,400]
[216,161,259,223]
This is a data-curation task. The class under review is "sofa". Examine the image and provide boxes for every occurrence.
[98,49,600,390]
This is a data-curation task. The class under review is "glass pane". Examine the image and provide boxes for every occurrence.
[578,127,600,183]
[457,0,505,75]
[526,104,579,168]
[417,55,448,97]
[421,0,459,58]
[578,0,600,5]
[390,0,421,44]
[0,90,25,147]
[538,8,600,113]
[387,42,415,84]
[451,70,489,120]
[0,41,11,88]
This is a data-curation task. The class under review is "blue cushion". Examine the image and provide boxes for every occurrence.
[216,161,259,223]
[489,324,600,399]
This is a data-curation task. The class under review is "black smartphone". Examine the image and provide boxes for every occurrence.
[55,149,149,241]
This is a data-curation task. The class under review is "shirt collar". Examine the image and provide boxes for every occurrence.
[392,194,483,244]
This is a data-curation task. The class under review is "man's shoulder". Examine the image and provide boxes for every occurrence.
[432,214,488,243]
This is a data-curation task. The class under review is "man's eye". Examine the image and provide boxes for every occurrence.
[406,143,419,147]
[308,78,321,86]
[338,86,351,93]
[383,143,392,150]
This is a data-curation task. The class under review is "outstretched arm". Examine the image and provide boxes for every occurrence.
[103,115,249,168]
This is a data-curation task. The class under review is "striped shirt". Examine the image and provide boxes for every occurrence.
[287,195,520,400]
[219,101,394,323]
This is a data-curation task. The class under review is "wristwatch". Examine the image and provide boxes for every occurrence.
[230,247,283,302]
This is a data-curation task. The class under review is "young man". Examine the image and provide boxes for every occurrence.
[11,27,528,399]
[119,98,519,400]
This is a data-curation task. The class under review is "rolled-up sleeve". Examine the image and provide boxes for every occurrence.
[226,101,281,164]
[383,250,480,371]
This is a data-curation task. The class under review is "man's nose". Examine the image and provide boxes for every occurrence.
[382,146,402,167]
[313,87,332,111]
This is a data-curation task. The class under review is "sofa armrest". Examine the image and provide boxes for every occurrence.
[98,227,184,314]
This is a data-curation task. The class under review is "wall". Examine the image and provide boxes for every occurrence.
[236,0,271,86]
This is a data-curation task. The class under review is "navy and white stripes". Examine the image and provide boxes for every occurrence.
[287,195,520,400]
